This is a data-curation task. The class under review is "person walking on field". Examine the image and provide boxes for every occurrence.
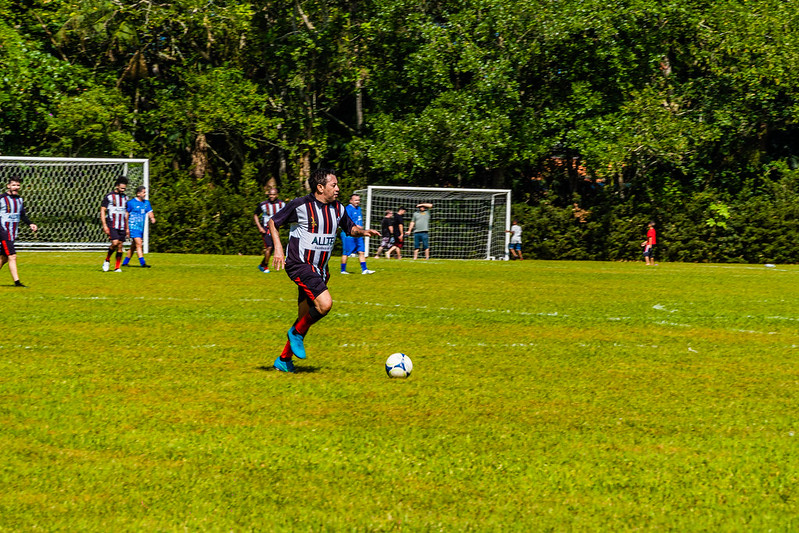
[100,176,128,273]
[506,219,523,260]
[122,185,155,268]
[642,221,657,266]
[374,209,394,258]
[0,176,38,287]
[267,169,380,373]
[254,187,285,273]
[387,206,406,259]
[407,203,433,260]
[339,193,375,275]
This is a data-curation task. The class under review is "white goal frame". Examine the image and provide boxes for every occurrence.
[356,185,512,260]
[0,156,149,251]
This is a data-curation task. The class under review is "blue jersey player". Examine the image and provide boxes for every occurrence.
[122,186,155,268]
[339,193,375,275]
[267,169,380,372]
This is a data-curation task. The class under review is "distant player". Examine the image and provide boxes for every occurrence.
[387,206,406,259]
[0,176,38,287]
[407,203,434,260]
[253,187,285,273]
[506,219,523,260]
[267,169,380,372]
[642,221,657,265]
[100,176,128,272]
[122,185,155,268]
[339,193,375,275]
[374,209,394,257]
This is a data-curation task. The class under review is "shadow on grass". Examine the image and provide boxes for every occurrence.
[256,365,319,374]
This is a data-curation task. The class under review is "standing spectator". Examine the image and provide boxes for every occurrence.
[122,186,155,268]
[506,219,523,260]
[339,193,375,275]
[100,176,128,273]
[407,203,433,260]
[642,221,657,265]
[267,169,380,372]
[253,187,285,273]
[0,176,38,287]
[374,209,394,258]
[387,206,406,259]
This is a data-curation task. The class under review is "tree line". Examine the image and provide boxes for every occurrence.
[2,0,799,260]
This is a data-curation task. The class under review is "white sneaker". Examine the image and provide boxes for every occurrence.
[340,271,351,275]
[361,269,375,275]
[102,261,110,272]
[114,268,122,273]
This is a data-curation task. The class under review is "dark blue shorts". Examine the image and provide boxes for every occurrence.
[643,246,654,258]
[414,232,429,250]
[509,242,521,251]
[261,232,274,249]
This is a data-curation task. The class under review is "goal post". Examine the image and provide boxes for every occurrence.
[0,156,149,251]
[356,185,512,260]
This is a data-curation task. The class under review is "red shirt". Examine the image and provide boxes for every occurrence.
[647,227,657,245]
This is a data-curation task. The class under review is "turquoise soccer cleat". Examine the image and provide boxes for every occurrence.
[287,326,306,359]
[273,357,295,373]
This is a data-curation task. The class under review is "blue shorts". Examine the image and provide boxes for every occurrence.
[643,246,654,258]
[509,242,521,251]
[413,232,429,251]
[130,229,144,240]
[342,235,365,256]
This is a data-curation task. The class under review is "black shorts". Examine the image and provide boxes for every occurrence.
[286,262,330,304]
[109,228,126,242]
[1,239,16,256]
[261,232,274,249]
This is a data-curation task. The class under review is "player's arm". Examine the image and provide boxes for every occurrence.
[125,210,130,236]
[148,210,156,224]
[267,218,285,271]
[406,220,414,235]
[349,225,380,238]
[100,205,110,236]
[417,203,433,209]
[20,205,37,232]
[254,213,267,233]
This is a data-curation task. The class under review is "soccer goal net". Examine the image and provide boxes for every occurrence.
[0,157,149,251]
[356,185,511,260]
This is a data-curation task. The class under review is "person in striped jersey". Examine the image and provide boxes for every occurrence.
[0,176,38,287]
[100,176,129,272]
[267,168,380,373]
[253,187,285,273]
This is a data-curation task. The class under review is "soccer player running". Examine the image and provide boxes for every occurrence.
[267,169,380,373]
[100,176,129,272]
[0,176,39,287]
[122,185,155,268]
[253,187,285,273]
[374,209,394,258]
[339,193,375,275]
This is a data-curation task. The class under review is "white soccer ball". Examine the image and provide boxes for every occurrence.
[385,352,413,378]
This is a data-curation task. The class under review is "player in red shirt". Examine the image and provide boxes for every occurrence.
[642,221,657,265]
[267,169,380,372]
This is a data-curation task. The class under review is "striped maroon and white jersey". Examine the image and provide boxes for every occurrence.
[101,191,128,231]
[254,199,286,233]
[0,193,31,241]
[271,194,356,275]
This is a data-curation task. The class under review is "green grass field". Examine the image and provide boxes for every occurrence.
[2,253,798,531]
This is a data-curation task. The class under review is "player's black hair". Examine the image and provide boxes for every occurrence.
[8,175,22,184]
[397,206,406,212]
[309,168,336,193]
[385,209,393,215]
[135,185,146,194]
[115,176,129,186]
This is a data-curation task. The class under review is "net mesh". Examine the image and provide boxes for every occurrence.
[0,158,147,250]
[356,186,510,260]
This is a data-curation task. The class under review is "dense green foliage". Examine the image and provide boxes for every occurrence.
[2,1,799,258]
[2,254,799,529]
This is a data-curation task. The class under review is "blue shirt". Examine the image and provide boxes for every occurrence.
[341,203,363,240]
[127,198,153,232]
